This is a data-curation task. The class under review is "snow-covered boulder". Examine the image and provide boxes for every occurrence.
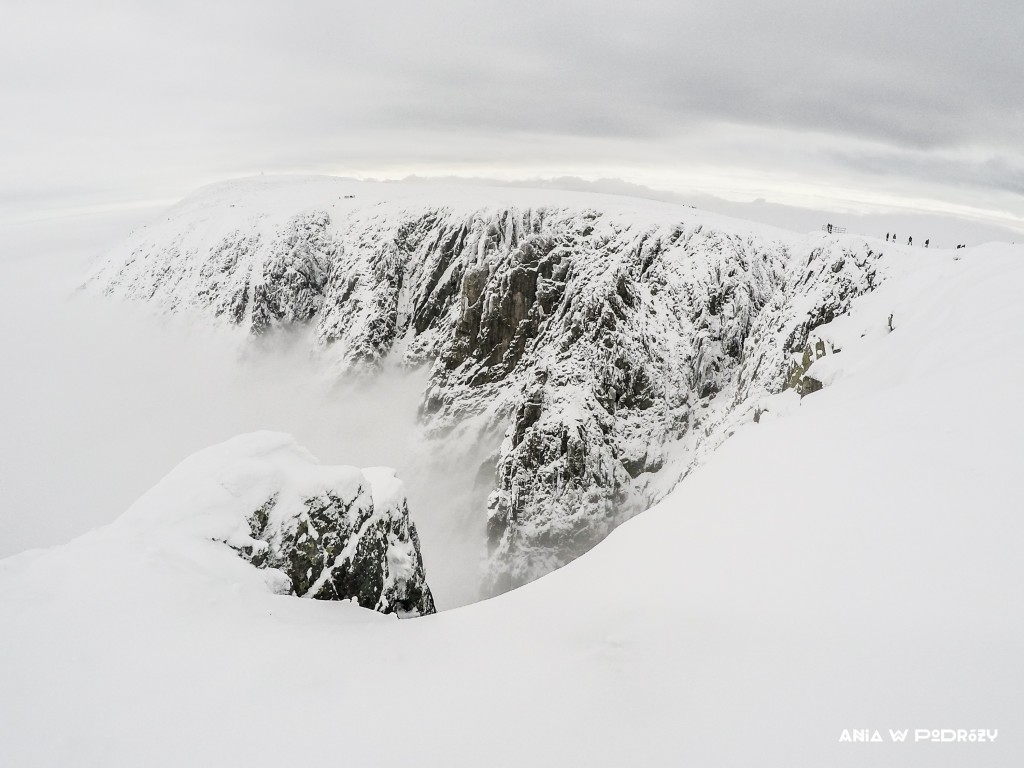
[85,177,891,594]
[118,431,435,616]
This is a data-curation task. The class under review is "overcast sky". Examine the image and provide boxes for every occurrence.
[3,0,1022,237]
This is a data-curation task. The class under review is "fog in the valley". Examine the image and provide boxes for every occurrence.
[0,213,489,608]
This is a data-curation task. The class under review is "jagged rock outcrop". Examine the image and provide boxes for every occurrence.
[118,431,435,616]
[231,466,435,616]
[86,177,890,595]
[785,335,834,397]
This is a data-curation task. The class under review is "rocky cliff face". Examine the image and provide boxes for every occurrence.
[86,177,889,596]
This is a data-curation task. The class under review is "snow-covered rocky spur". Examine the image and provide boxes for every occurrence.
[114,431,434,616]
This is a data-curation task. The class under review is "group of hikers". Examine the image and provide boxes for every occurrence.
[886,233,929,248]
[884,232,968,249]
[827,225,967,249]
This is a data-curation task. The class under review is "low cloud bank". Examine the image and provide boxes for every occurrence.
[0,215,488,608]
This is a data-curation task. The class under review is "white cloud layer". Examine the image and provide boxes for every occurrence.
[2,1,1022,234]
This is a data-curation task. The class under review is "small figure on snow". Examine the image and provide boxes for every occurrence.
[925,239,929,248]
[908,236,913,246]
[886,233,890,242]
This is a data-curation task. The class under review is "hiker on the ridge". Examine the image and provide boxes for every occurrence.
[925,239,929,248]
[886,233,890,242]
[908,236,913,246]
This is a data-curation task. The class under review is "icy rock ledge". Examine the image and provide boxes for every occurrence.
[119,431,435,616]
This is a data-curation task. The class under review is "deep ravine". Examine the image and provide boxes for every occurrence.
[85,176,890,596]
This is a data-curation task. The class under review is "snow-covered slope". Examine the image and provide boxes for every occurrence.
[85,176,893,596]
[3,240,1022,766]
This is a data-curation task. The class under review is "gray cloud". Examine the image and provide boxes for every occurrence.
[828,149,1024,197]
[1,0,1022,231]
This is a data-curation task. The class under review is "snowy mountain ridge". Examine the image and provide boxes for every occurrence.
[85,176,893,595]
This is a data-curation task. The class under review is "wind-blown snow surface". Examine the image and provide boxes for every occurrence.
[2,240,1022,766]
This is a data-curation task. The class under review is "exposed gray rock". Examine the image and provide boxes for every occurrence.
[230,467,435,617]
[785,337,830,397]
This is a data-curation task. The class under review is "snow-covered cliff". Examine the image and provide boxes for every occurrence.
[85,176,890,594]
[115,431,434,616]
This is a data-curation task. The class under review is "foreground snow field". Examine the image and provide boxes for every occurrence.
[1,208,1022,765]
